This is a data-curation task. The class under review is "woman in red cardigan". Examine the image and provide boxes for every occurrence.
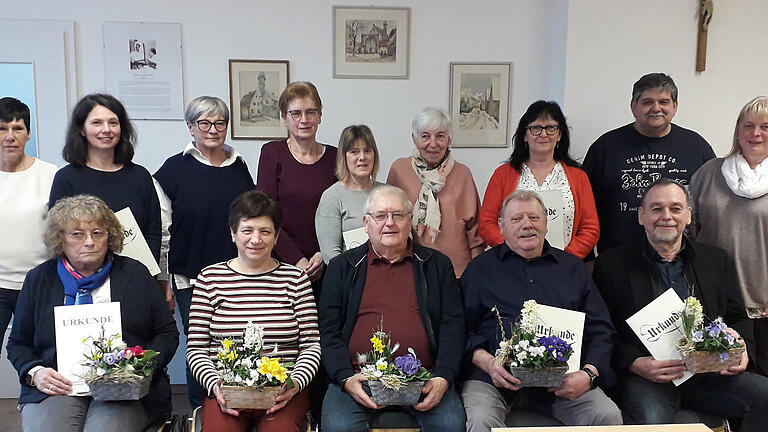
[478,100,599,258]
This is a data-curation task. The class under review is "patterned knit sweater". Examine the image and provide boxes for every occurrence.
[186,261,321,395]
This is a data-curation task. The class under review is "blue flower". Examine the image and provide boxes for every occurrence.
[103,352,116,365]
[719,353,729,362]
[394,354,422,376]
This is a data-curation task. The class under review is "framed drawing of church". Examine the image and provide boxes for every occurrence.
[333,6,410,79]
[449,62,513,148]
[228,59,289,140]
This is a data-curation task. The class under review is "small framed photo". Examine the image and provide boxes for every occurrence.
[228,59,289,140]
[449,62,513,148]
[333,6,410,79]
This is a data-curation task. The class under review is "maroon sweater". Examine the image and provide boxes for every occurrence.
[256,140,338,263]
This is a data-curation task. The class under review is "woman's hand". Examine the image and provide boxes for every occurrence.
[303,252,325,281]
[34,367,73,395]
[265,383,299,415]
[212,381,239,417]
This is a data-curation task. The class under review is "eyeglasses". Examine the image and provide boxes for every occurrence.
[365,211,411,223]
[527,125,560,136]
[287,109,320,121]
[66,229,107,242]
[196,120,228,132]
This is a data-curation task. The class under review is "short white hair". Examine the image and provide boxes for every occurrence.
[412,107,453,139]
[363,185,413,215]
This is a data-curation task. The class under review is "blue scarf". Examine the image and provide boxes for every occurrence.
[57,256,113,305]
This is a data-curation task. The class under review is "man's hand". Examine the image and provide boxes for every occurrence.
[551,369,591,400]
[343,374,380,409]
[158,280,175,313]
[472,349,521,391]
[721,328,748,376]
[629,356,686,383]
[413,377,449,411]
[213,382,239,416]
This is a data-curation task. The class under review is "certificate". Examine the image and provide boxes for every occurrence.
[54,302,122,395]
[536,304,585,373]
[537,190,565,250]
[115,207,160,276]
[342,227,369,251]
[626,288,691,385]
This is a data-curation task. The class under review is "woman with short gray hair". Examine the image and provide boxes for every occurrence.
[153,95,255,409]
[386,107,485,277]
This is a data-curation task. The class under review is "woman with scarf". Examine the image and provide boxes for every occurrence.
[7,195,178,431]
[690,96,768,377]
[386,107,485,277]
[478,100,599,259]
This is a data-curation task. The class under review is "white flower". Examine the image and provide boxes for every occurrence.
[516,351,528,362]
[243,321,264,351]
[356,353,369,364]
[234,375,243,383]
[519,340,530,349]
[520,300,539,333]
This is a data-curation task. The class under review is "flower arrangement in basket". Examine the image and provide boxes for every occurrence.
[356,329,431,406]
[80,327,158,400]
[677,297,745,374]
[493,300,573,387]
[217,321,293,409]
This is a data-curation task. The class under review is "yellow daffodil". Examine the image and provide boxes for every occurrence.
[222,338,234,350]
[370,336,384,353]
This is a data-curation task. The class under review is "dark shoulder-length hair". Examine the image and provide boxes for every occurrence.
[508,100,580,171]
[63,93,136,166]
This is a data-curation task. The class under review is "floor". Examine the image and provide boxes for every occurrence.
[0,384,192,432]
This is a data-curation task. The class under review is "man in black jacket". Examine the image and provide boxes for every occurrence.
[318,185,465,432]
[593,178,768,431]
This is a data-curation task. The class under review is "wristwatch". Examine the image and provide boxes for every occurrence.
[581,367,598,389]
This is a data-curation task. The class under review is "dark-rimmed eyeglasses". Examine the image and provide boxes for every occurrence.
[287,109,320,121]
[365,211,411,223]
[527,125,560,136]
[196,120,227,132]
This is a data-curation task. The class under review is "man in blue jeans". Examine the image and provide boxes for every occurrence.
[593,178,768,430]
[318,185,465,432]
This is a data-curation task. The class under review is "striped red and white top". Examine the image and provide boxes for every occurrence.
[186,261,321,395]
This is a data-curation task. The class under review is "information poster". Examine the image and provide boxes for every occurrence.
[103,22,183,119]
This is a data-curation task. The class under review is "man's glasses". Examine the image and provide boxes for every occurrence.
[366,211,411,223]
[287,109,320,121]
[196,120,228,132]
[527,125,560,136]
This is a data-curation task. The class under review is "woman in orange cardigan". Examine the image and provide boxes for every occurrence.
[478,100,599,258]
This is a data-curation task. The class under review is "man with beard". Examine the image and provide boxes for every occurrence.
[583,73,715,253]
[593,178,768,430]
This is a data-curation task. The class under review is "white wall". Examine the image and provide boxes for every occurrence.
[565,0,768,160]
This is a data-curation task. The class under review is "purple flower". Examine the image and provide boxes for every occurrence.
[103,352,117,365]
[719,353,729,362]
[394,354,422,376]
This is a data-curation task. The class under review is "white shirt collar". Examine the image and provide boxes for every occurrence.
[182,141,243,167]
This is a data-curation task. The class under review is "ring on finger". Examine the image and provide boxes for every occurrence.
[48,384,54,391]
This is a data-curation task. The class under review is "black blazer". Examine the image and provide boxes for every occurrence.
[592,238,753,376]
[7,255,179,421]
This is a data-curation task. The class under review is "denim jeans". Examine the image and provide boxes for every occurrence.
[0,288,20,357]
[174,285,204,409]
[321,382,465,432]
[620,371,768,432]
[20,395,150,432]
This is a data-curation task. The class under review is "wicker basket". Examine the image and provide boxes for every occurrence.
[509,365,568,387]
[368,380,425,406]
[88,375,151,401]
[221,385,280,410]
[682,347,745,374]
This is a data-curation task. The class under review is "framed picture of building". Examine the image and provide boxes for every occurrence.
[228,59,289,140]
[333,6,410,79]
[449,62,513,148]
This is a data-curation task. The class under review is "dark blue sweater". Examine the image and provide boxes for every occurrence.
[153,152,255,279]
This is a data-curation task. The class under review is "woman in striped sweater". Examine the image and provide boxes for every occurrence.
[186,190,321,432]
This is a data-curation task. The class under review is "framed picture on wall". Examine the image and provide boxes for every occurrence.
[449,62,513,148]
[333,6,410,79]
[228,59,289,140]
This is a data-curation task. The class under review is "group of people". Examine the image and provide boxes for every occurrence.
[0,70,766,432]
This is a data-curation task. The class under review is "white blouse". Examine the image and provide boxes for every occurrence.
[516,162,575,247]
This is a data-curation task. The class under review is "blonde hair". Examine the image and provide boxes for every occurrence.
[335,125,380,183]
[44,195,124,256]
[729,96,768,157]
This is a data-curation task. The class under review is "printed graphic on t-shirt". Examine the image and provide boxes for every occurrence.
[618,153,687,213]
